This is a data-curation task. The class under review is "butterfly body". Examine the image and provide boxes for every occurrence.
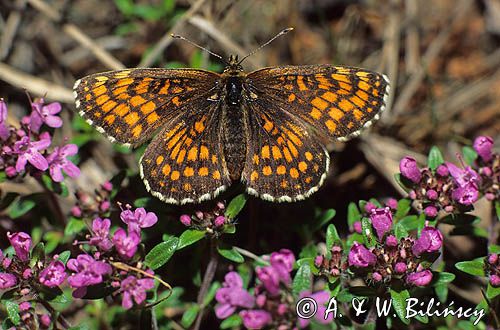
[74,57,389,204]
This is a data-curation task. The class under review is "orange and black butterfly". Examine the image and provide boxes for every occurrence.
[73,29,390,204]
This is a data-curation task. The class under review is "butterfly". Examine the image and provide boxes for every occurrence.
[73,30,389,205]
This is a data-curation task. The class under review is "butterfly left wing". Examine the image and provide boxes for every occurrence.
[73,68,220,147]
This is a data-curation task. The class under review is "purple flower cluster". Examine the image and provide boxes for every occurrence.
[71,181,114,219]
[314,245,345,277]
[351,199,398,234]
[347,210,442,287]
[215,249,308,329]
[0,99,80,183]
[399,136,498,217]
[179,201,227,232]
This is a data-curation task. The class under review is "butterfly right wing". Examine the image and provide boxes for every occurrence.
[74,68,220,147]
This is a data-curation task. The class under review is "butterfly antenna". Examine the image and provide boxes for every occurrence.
[238,27,294,65]
[171,34,227,64]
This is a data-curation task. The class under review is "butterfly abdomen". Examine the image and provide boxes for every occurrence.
[222,103,247,180]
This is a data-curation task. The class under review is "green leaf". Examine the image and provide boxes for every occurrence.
[326,224,341,250]
[389,289,411,325]
[292,264,312,296]
[455,260,485,276]
[435,284,448,303]
[462,146,477,165]
[30,242,45,267]
[3,300,20,325]
[64,217,87,236]
[313,209,336,231]
[394,223,409,240]
[432,271,455,285]
[394,173,412,192]
[223,224,236,234]
[7,196,35,218]
[177,229,205,250]
[57,251,71,264]
[181,304,200,328]
[41,173,69,197]
[217,246,244,263]
[495,201,500,219]
[395,199,411,219]
[489,245,500,254]
[347,202,361,227]
[487,283,500,299]
[145,237,179,269]
[361,217,375,247]
[397,215,421,231]
[133,197,153,208]
[203,282,221,306]
[225,194,248,219]
[0,171,6,183]
[220,314,242,329]
[428,146,444,170]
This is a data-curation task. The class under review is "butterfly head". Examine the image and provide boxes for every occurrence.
[224,55,244,74]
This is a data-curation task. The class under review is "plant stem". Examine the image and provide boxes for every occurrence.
[38,299,71,329]
[192,238,218,330]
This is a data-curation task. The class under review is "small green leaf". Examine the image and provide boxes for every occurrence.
[64,217,87,236]
[432,271,455,285]
[42,174,69,197]
[397,215,420,231]
[181,304,199,328]
[428,146,444,170]
[390,289,411,325]
[145,237,179,269]
[313,209,336,231]
[395,199,411,219]
[455,260,485,276]
[3,300,20,325]
[435,284,448,303]
[489,245,500,254]
[217,246,244,263]
[223,224,236,234]
[133,197,152,208]
[486,283,500,299]
[220,314,242,329]
[8,196,35,218]
[177,229,205,250]
[57,251,71,264]
[394,223,409,240]
[462,146,477,165]
[347,202,361,227]
[326,224,340,250]
[225,194,248,219]
[361,217,375,247]
[292,264,312,296]
[30,242,45,267]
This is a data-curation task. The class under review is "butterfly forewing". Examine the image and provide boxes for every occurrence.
[247,65,390,141]
[74,68,220,147]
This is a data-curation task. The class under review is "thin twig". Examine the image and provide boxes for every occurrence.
[233,246,268,264]
[192,238,219,330]
[27,0,125,70]
[0,62,73,102]
[404,0,420,74]
[38,298,71,329]
[139,0,207,68]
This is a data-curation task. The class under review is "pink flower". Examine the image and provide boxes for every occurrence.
[7,231,31,262]
[256,266,281,296]
[348,242,377,268]
[406,270,433,286]
[394,262,407,274]
[46,143,80,182]
[180,214,191,226]
[19,301,31,312]
[370,207,393,240]
[120,275,155,309]
[120,207,158,234]
[0,272,17,289]
[39,261,67,287]
[399,157,421,183]
[239,310,272,329]
[215,272,255,319]
[24,99,62,133]
[67,254,112,297]
[214,215,225,227]
[473,136,494,162]
[12,135,51,172]
[412,227,443,256]
[490,275,500,287]
[270,249,295,284]
[112,228,140,259]
[89,218,113,250]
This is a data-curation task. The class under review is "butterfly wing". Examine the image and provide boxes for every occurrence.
[240,65,389,201]
[246,65,390,141]
[74,68,231,204]
[74,68,220,147]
